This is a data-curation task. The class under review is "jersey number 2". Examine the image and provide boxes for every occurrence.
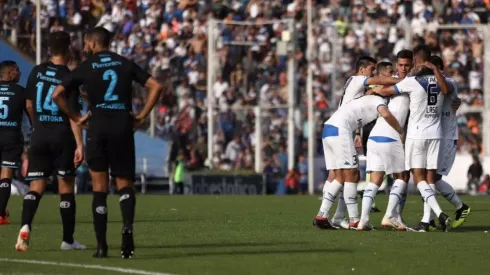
[427,83,439,106]
[35,82,58,115]
[0,97,9,119]
[103,69,119,102]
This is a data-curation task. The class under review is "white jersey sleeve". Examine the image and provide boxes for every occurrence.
[326,95,386,135]
[441,77,458,140]
[396,76,444,139]
[339,75,369,107]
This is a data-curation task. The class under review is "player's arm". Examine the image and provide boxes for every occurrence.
[24,99,34,127]
[377,105,404,139]
[424,61,449,95]
[377,86,397,96]
[365,76,401,86]
[131,62,163,124]
[52,67,85,125]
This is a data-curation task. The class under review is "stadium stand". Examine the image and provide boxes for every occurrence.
[0,0,487,183]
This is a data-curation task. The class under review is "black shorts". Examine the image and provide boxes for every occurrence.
[0,131,23,168]
[86,115,135,179]
[26,129,76,180]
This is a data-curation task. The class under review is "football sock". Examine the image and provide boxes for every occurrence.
[418,181,443,217]
[344,182,359,223]
[317,180,343,218]
[21,191,42,229]
[360,182,379,224]
[92,192,108,245]
[119,187,136,229]
[435,179,463,209]
[332,186,347,221]
[0,178,12,217]
[386,179,406,218]
[60,193,76,244]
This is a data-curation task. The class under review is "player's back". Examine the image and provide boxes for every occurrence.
[0,81,25,132]
[441,77,458,140]
[369,94,409,141]
[26,62,78,132]
[338,75,368,107]
[327,95,385,134]
[402,75,444,139]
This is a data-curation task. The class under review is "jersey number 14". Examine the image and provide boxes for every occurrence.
[35,82,59,115]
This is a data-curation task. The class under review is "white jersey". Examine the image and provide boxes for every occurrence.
[369,93,409,142]
[394,75,445,139]
[325,95,386,135]
[339,75,368,107]
[441,77,458,140]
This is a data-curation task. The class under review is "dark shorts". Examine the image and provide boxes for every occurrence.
[0,131,23,168]
[26,129,76,180]
[86,115,135,179]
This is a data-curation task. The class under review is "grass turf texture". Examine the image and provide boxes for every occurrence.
[0,195,488,275]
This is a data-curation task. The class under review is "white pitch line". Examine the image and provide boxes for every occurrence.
[0,258,175,275]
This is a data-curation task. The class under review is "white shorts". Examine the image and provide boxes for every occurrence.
[437,139,457,175]
[322,135,358,170]
[366,139,405,175]
[405,139,440,170]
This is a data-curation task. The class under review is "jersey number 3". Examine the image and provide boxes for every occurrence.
[103,69,119,102]
[35,82,58,115]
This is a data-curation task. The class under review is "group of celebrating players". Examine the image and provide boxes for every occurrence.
[0,28,162,258]
[313,45,471,232]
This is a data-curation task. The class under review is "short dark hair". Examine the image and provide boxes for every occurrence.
[413,44,431,62]
[376,62,392,74]
[430,55,444,70]
[0,60,17,74]
[85,27,112,48]
[48,31,71,56]
[396,49,413,61]
[355,56,377,72]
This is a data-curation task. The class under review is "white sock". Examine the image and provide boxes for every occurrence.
[318,180,343,218]
[435,179,463,209]
[386,179,406,218]
[332,187,347,221]
[343,182,359,223]
[360,182,379,224]
[420,184,435,223]
[417,181,443,217]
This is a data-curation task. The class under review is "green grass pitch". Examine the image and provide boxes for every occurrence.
[0,195,488,275]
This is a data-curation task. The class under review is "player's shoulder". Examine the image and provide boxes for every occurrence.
[1,82,25,92]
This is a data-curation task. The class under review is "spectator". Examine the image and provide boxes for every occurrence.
[467,156,483,192]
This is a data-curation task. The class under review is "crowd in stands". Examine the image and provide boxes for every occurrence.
[0,0,488,192]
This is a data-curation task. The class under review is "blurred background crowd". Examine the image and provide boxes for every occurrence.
[0,0,488,193]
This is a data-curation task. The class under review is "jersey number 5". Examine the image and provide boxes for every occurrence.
[103,69,119,102]
[35,82,58,115]
[0,97,9,119]
[427,83,439,106]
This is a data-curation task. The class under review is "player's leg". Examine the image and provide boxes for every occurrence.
[0,138,23,225]
[56,138,86,250]
[86,132,110,258]
[394,171,409,219]
[0,167,14,224]
[434,139,471,228]
[358,170,384,230]
[108,132,136,258]
[343,167,360,228]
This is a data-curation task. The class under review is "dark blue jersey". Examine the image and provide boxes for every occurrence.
[0,81,25,132]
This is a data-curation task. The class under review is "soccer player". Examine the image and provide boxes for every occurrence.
[0,61,26,225]
[359,86,409,231]
[378,45,453,232]
[381,49,414,229]
[15,32,86,252]
[315,56,400,230]
[314,94,404,229]
[51,27,163,258]
[412,56,470,232]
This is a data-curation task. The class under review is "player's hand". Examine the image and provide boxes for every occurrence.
[76,111,91,129]
[133,114,145,130]
[354,134,362,148]
[423,61,437,71]
[399,129,406,144]
[73,146,84,169]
